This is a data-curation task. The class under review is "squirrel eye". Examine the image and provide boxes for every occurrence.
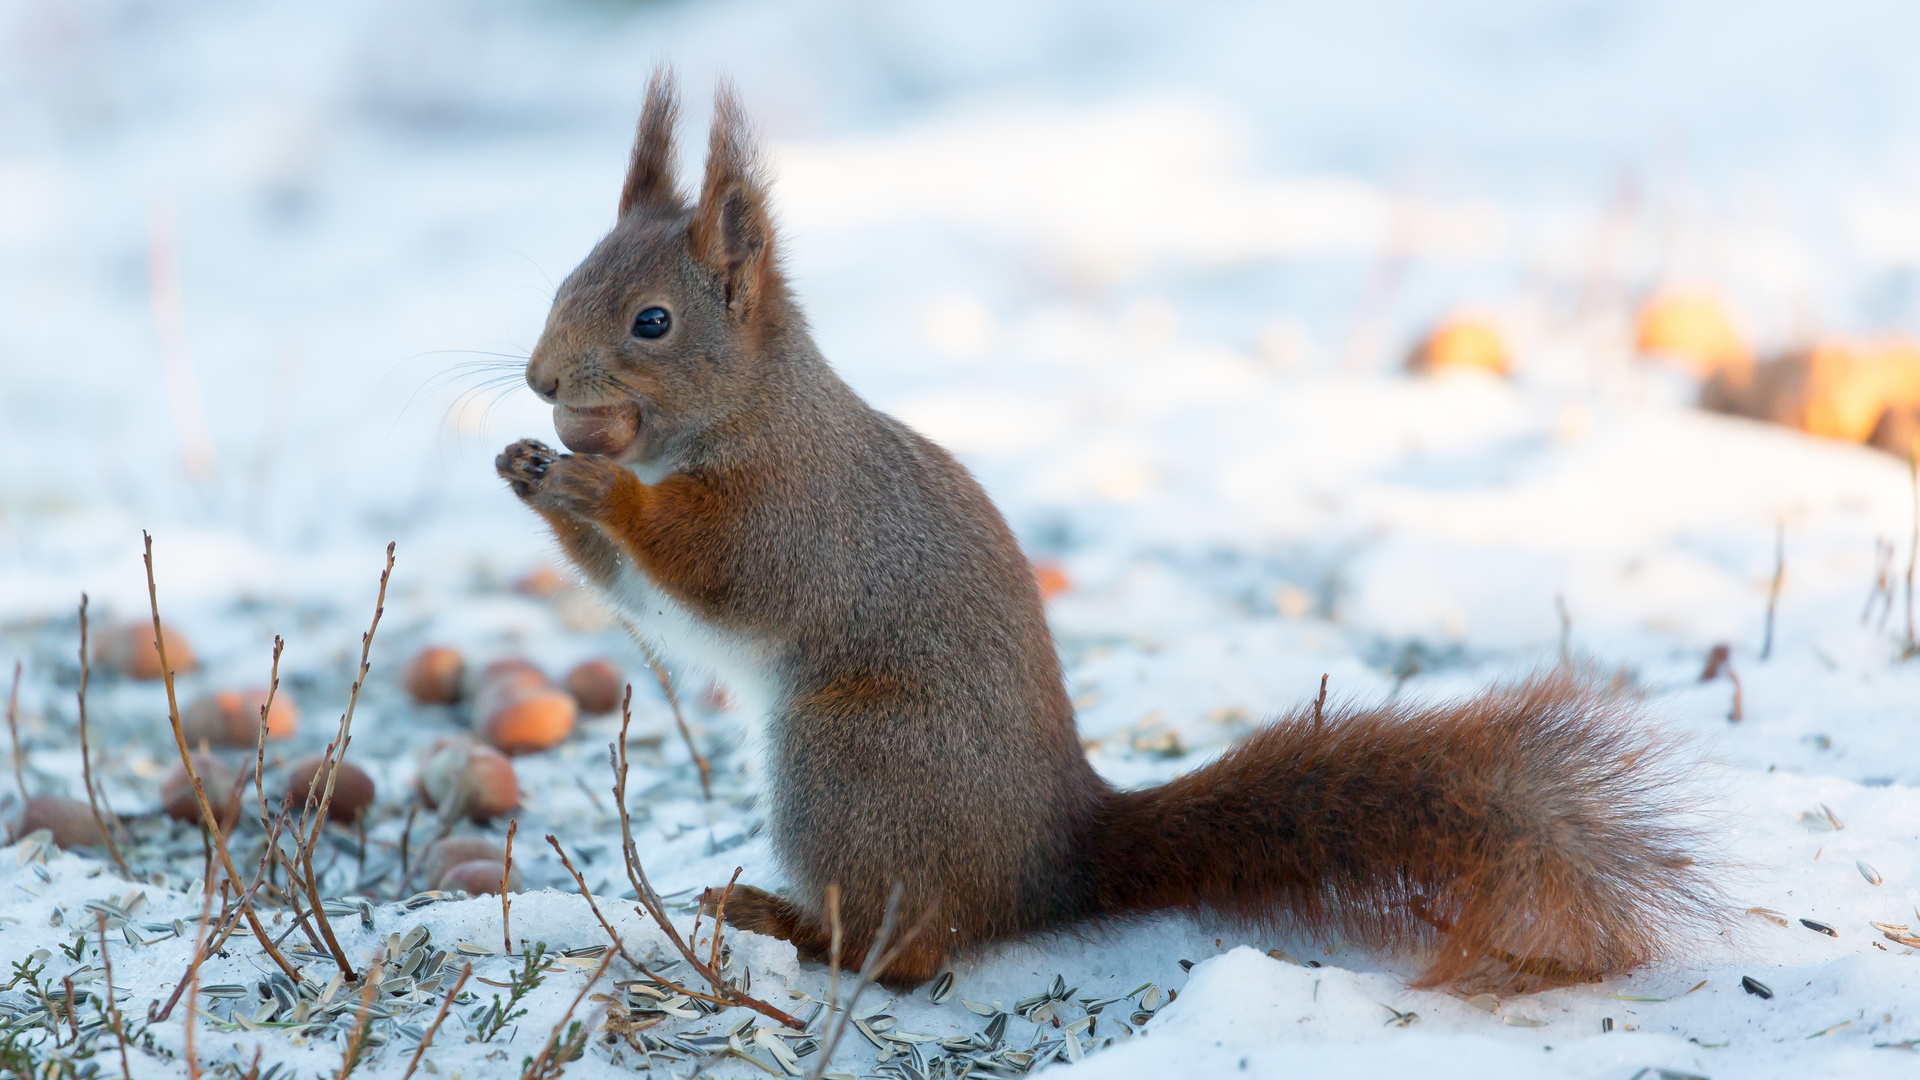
[631,306,671,339]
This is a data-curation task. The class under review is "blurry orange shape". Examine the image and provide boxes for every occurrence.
[1406,317,1509,377]
[1032,561,1071,600]
[1703,337,1920,445]
[513,565,564,599]
[1636,291,1751,376]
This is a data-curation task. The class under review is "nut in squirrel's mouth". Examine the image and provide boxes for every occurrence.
[552,403,641,457]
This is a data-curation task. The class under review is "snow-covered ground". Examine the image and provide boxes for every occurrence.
[7,1,1920,1077]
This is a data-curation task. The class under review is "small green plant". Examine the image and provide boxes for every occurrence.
[3,954,47,993]
[475,942,550,1043]
[521,1020,589,1080]
[59,934,86,962]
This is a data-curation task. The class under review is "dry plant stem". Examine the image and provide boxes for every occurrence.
[543,836,642,970]
[1312,674,1328,729]
[335,955,385,1080]
[254,636,284,831]
[295,540,395,980]
[1762,520,1784,661]
[1727,665,1745,722]
[609,687,801,1028]
[708,867,742,973]
[807,883,910,1080]
[183,853,221,1080]
[61,975,79,1042]
[76,595,133,878]
[142,531,304,985]
[520,949,616,1080]
[399,804,419,890]
[400,962,472,1080]
[824,884,842,1025]
[502,817,518,954]
[1908,443,1918,648]
[642,649,711,800]
[5,661,22,803]
[97,913,132,1080]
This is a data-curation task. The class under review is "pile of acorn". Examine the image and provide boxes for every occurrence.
[13,623,627,897]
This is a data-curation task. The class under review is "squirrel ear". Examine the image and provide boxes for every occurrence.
[619,68,683,217]
[687,84,779,320]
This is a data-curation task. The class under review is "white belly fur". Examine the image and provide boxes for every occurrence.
[606,562,786,775]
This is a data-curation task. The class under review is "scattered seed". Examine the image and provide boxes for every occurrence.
[1746,907,1788,928]
[1800,919,1837,938]
[1741,976,1773,999]
[928,971,955,1004]
[1266,948,1303,966]
[1858,860,1883,886]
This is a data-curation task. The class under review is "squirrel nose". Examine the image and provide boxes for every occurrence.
[529,373,561,402]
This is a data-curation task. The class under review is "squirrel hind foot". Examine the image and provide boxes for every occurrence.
[701,882,948,988]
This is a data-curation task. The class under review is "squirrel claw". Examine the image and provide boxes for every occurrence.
[496,438,559,499]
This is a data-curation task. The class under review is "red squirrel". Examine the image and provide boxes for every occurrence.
[497,72,1721,990]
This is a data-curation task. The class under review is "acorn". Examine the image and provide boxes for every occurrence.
[514,566,565,599]
[181,687,298,747]
[1636,290,1750,376]
[438,859,520,896]
[403,646,466,705]
[1704,340,1920,443]
[416,738,520,821]
[94,622,196,681]
[565,658,624,715]
[1869,403,1920,459]
[14,795,108,850]
[160,754,237,824]
[1406,317,1509,377]
[416,834,505,884]
[284,757,375,823]
[474,663,574,755]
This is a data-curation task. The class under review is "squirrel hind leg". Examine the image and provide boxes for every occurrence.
[703,883,949,988]
[704,884,832,963]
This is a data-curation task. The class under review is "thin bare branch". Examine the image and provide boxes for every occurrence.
[142,531,304,986]
[76,595,132,877]
[520,949,615,1080]
[6,661,22,804]
[608,686,801,1028]
[254,636,284,831]
[502,817,518,954]
[400,962,472,1080]
[97,912,132,1080]
[640,644,710,800]
[807,883,907,1080]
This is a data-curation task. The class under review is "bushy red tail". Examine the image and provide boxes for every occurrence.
[1076,671,1723,988]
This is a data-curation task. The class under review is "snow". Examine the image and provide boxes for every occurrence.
[7,0,1920,1077]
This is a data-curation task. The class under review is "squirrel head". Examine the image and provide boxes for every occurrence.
[526,70,790,466]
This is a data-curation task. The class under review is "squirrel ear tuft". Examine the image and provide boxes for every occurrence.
[687,83,779,321]
[619,67,683,218]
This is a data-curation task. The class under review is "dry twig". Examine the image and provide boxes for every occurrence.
[640,648,711,800]
[97,912,132,1080]
[76,595,133,877]
[399,962,471,1080]
[806,883,937,1080]
[6,660,22,804]
[335,954,386,1080]
[253,636,283,831]
[503,817,518,954]
[544,836,641,971]
[1312,673,1328,728]
[1762,520,1784,661]
[610,686,799,1027]
[293,540,396,980]
[520,949,615,1080]
[143,531,304,986]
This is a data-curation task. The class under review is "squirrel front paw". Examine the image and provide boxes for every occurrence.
[495,438,559,500]
[496,438,628,518]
